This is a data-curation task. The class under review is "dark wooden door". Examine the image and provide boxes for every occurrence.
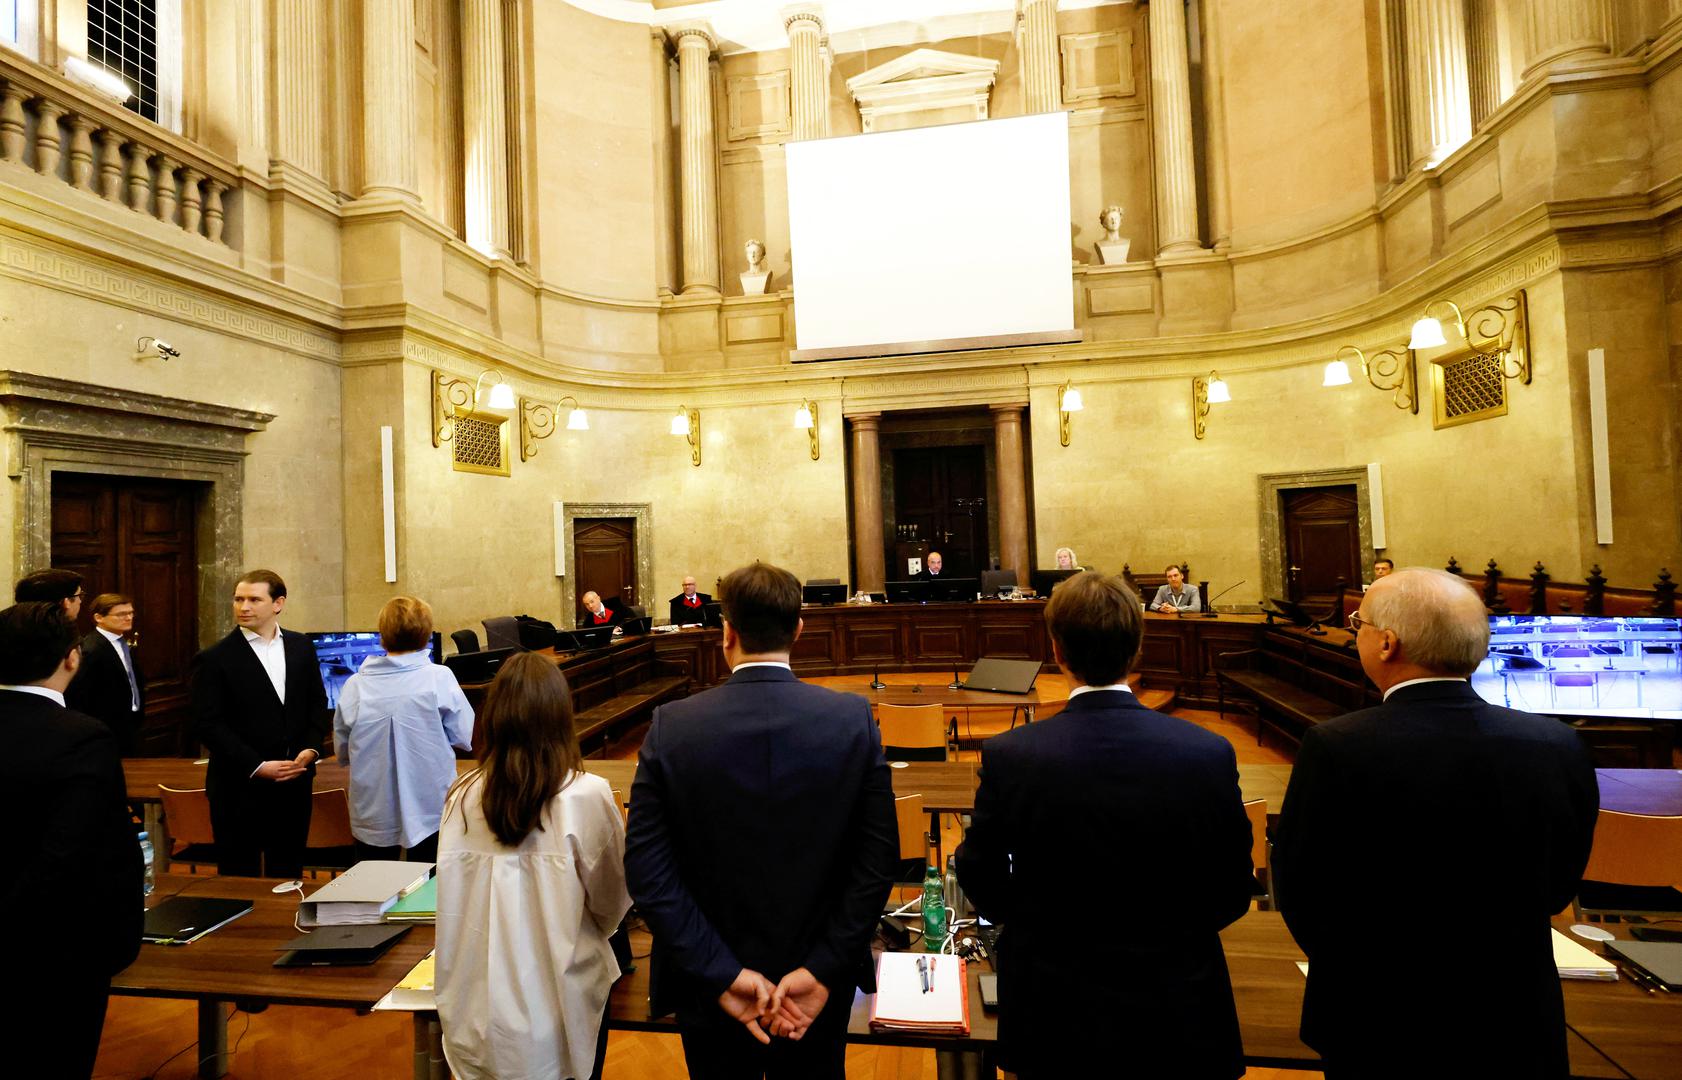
[1282,485,1361,616]
[892,447,988,577]
[575,518,637,614]
[50,474,200,755]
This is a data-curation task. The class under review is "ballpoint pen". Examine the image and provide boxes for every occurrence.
[917,955,929,993]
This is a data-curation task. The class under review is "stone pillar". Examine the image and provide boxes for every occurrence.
[1019,0,1062,114]
[991,405,1030,581]
[1199,0,1232,250]
[1148,0,1201,255]
[271,0,325,178]
[463,0,511,257]
[361,0,419,200]
[849,414,886,593]
[1465,0,1501,127]
[1404,0,1473,169]
[1521,0,1610,79]
[672,25,720,294]
[784,6,829,140]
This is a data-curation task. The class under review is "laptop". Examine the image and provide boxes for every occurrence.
[444,646,517,685]
[962,658,1041,694]
[273,923,412,967]
[143,896,254,945]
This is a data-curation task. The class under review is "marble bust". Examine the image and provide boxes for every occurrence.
[740,238,770,294]
[1095,204,1130,265]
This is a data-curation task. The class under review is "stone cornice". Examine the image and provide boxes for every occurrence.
[0,369,275,431]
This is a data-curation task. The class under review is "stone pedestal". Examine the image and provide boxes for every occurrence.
[1095,239,1130,265]
[739,270,770,295]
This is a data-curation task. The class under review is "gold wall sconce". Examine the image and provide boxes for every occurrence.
[1325,345,1418,413]
[519,395,589,461]
[794,400,820,460]
[1191,371,1229,440]
[1407,289,1531,384]
[1057,382,1083,447]
[432,368,516,447]
[670,406,701,466]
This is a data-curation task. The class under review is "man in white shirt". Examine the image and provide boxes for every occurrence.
[66,592,147,755]
[190,569,329,878]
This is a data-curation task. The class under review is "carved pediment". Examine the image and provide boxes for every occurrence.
[845,48,1000,133]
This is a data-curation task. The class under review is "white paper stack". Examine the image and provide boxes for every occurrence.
[1552,929,1619,981]
[869,951,969,1035]
[300,861,434,927]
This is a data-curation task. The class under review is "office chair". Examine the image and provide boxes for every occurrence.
[156,785,218,873]
[481,616,522,651]
[877,703,953,762]
[303,788,358,875]
[450,628,480,655]
[1573,809,1682,922]
[891,793,928,896]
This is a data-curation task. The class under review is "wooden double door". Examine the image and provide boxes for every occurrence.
[1281,484,1362,617]
[893,447,989,578]
[50,474,201,754]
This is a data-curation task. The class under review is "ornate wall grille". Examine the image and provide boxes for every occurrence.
[1433,351,1507,429]
[451,412,509,476]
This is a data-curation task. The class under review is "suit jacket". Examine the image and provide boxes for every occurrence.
[624,666,898,1015]
[667,591,712,625]
[1272,680,1599,1076]
[0,690,142,977]
[578,603,625,629]
[955,689,1254,1078]
[66,630,146,755]
[191,629,330,797]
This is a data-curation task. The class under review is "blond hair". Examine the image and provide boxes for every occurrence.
[378,596,434,653]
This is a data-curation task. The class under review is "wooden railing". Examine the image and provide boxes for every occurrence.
[0,52,239,249]
[1443,557,1676,617]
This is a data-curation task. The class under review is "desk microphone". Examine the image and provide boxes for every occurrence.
[1203,580,1246,618]
[870,666,886,691]
[948,663,963,691]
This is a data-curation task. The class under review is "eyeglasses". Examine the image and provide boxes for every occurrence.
[1346,611,1386,633]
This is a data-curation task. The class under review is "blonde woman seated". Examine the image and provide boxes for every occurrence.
[1055,547,1083,571]
[1151,564,1202,613]
[435,652,632,1080]
[332,596,473,862]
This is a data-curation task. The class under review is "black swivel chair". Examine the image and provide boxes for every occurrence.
[450,628,480,655]
[482,616,523,651]
[980,569,1018,596]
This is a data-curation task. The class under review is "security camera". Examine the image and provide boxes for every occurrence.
[135,336,180,361]
[154,340,180,358]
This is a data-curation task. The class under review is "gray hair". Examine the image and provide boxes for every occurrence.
[1363,567,1489,675]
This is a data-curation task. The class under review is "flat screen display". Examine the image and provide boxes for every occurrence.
[310,631,443,710]
[1473,615,1682,716]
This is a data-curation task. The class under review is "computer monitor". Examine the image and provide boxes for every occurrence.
[1262,598,1315,627]
[620,615,654,636]
[927,577,978,602]
[802,583,847,606]
[1474,615,1682,715]
[885,580,930,604]
[444,646,517,685]
[563,625,617,651]
[1029,568,1079,596]
[979,569,1019,597]
[701,601,724,628]
[310,631,444,709]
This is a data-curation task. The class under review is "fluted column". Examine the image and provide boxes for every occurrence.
[1466,0,1501,126]
[463,0,511,256]
[1019,0,1062,114]
[672,25,720,294]
[1148,0,1201,255]
[361,0,419,200]
[1404,0,1473,169]
[1521,0,1610,79]
[783,6,829,140]
[1200,0,1232,250]
[849,414,886,594]
[1670,0,1682,25]
[271,0,325,178]
[991,406,1030,581]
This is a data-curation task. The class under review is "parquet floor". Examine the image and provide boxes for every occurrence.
[95,698,1313,1080]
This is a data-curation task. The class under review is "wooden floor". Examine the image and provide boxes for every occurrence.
[96,698,1312,1080]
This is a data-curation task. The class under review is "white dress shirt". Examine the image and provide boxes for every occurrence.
[1067,683,1135,699]
[0,684,66,707]
[241,625,287,703]
[97,626,140,710]
[1382,676,1467,701]
[435,771,632,1080]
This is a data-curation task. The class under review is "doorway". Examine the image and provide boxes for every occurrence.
[892,446,990,578]
[574,517,638,618]
[50,474,202,754]
[1281,485,1362,615]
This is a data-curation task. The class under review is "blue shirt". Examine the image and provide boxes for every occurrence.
[333,649,475,849]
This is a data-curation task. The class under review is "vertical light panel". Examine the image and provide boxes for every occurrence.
[553,501,566,576]
[380,425,397,582]
[1367,462,1387,550]
[1588,348,1614,544]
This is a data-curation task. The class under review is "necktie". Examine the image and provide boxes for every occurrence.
[120,639,140,710]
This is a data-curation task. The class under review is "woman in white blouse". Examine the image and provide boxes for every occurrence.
[435,651,632,1080]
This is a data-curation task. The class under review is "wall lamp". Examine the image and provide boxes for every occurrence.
[519,395,589,461]
[794,400,820,460]
[432,368,514,446]
[671,406,701,466]
[1191,371,1229,440]
[1326,344,1418,413]
[1057,381,1083,447]
[1407,289,1531,384]
[473,370,517,409]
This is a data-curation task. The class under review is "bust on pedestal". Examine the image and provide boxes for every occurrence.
[740,238,771,295]
[1095,205,1130,265]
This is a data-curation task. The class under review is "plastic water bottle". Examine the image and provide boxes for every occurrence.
[138,831,155,897]
[921,863,946,952]
[944,853,964,921]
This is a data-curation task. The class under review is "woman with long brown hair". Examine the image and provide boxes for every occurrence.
[434,652,631,1080]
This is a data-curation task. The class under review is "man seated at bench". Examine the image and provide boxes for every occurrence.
[1151,564,1201,613]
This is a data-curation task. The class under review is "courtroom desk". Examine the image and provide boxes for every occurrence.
[457,633,665,710]
[1552,910,1682,1080]
[787,600,1053,676]
[1134,611,1271,708]
[114,874,437,1080]
[651,626,727,687]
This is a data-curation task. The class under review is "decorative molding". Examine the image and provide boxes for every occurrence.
[1256,467,1376,604]
[845,48,999,132]
[1558,233,1665,268]
[1059,29,1135,103]
[726,70,793,142]
[557,501,655,625]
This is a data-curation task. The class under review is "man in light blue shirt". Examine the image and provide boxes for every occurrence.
[334,597,474,861]
[1151,564,1202,613]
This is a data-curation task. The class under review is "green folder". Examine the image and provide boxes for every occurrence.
[382,877,437,922]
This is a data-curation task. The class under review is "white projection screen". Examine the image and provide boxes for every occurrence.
[785,111,1077,361]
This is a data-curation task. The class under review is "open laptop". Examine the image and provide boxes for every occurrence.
[143,896,254,945]
[962,658,1041,694]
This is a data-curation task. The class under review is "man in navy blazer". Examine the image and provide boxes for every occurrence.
[191,569,329,878]
[956,572,1254,1080]
[626,561,897,1079]
[1273,568,1597,1078]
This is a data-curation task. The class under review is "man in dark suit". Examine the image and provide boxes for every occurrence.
[668,575,713,624]
[191,569,329,878]
[66,592,146,755]
[913,550,945,580]
[955,571,1254,1080]
[579,589,625,629]
[14,566,85,620]
[0,601,142,1078]
[626,561,897,1079]
[1273,567,1598,1078]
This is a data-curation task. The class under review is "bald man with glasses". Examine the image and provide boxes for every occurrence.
[668,576,713,626]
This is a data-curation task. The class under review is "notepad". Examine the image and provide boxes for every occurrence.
[1552,928,1619,981]
[373,951,438,1011]
[870,952,969,1035]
